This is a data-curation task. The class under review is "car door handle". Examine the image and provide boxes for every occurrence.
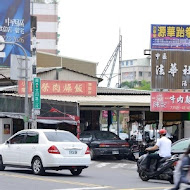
[32,146,36,149]
[17,147,20,150]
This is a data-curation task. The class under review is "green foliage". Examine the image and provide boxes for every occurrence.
[135,80,151,90]
[121,80,138,88]
[121,80,151,90]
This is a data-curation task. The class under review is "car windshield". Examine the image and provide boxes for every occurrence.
[44,131,79,142]
[172,138,190,153]
[94,131,120,140]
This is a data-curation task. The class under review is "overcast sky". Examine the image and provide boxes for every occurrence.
[58,0,190,87]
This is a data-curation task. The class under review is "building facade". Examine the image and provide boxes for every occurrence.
[121,57,151,85]
[31,0,59,54]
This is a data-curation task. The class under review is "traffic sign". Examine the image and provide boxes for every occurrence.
[33,77,41,109]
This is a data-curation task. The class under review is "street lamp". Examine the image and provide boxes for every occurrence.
[0,40,29,129]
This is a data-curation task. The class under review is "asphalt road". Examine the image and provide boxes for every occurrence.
[0,158,174,190]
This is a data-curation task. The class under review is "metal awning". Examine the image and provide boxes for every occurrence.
[41,95,150,107]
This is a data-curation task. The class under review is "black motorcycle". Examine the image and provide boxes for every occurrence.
[137,152,179,184]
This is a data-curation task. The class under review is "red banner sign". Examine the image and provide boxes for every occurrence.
[18,80,97,96]
[151,91,190,112]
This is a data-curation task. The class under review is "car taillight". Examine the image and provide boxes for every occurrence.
[48,145,60,154]
[121,142,129,147]
[85,146,90,154]
[99,143,110,147]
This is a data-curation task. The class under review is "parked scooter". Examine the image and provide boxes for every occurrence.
[137,152,179,184]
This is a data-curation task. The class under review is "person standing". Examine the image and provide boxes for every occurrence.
[145,129,172,172]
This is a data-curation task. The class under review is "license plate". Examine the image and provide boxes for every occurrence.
[69,150,78,154]
[112,150,119,154]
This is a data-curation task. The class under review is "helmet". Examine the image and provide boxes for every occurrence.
[159,129,167,135]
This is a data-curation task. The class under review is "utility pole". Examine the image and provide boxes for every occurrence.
[0,40,29,129]
[118,34,122,88]
[31,16,39,129]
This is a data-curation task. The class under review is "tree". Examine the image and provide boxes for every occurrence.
[121,80,138,88]
[121,80,151,90]
[135,80,151,90]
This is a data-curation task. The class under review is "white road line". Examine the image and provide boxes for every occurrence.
[111,163,128,168]
[95,163,111,168]
[53,187,110,190]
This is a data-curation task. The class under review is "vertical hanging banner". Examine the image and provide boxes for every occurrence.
[0,0,31,67]
[33,77,41,109]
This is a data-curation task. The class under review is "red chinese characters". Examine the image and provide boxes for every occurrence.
[151,92,190,112]
[18,80,97,96]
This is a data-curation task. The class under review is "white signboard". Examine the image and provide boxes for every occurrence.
[10,54,32,81]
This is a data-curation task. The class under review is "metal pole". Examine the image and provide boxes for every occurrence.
[31,26,37,129]
[0,41,29,129]
[116,110,120,135]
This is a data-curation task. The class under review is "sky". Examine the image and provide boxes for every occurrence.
[57,0,190,87]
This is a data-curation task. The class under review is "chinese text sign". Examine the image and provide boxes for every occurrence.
[151,24,190,50]
[151,92,190,112]
[151,50,190,89]
[33,78,41,109]
[0,0,31,67]
[18,80,97,96]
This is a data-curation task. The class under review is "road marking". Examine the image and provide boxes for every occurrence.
[111,163,128,169]
[53,187,110,190]
[0,172,112,188]
[119,187,172,190]
[96,163,111,168]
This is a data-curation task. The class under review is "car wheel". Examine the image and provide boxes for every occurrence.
[90,149,96,160]
[0,155,5,171]
[70,168,82,176]
[139,171,149,181]
[32,157,45,175]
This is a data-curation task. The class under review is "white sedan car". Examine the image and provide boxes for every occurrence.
[0,129,91,175]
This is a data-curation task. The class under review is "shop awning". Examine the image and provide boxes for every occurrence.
[37,119,77,125]
[41,95,150,107]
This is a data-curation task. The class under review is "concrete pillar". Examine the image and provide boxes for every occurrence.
[158,111,163,129]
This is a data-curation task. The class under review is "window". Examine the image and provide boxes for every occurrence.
[172,139,190,153]
[10,133,26,144]
[80,132,93,141]
[94,131,120,140]
[139,71,143,77]
[148,72,151,77]
[44,131,79,142]
[25,132,39,143]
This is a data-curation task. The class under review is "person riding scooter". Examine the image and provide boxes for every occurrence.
[145,129,172,172]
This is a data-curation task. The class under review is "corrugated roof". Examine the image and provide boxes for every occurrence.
[97,87,150,95]
[4,93,150,107]
[0,85,18,92]
[40,94,150,106]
